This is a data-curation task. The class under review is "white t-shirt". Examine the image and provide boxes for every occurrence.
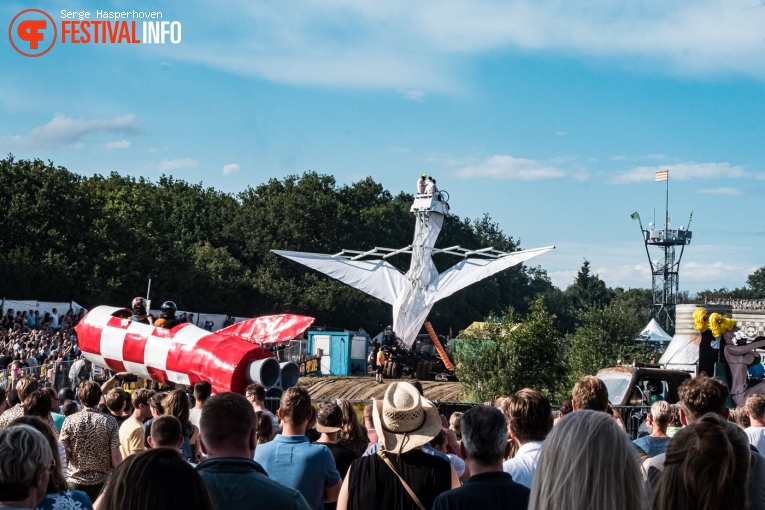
[189,408,203,429]
[747,426,765,454]
[502,440,544,489]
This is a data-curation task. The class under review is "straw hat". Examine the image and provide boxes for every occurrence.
[372,382,442,454]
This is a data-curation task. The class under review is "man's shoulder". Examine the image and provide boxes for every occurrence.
[434,472,530,510]
[119,417,143,434]
[198,458,309,508]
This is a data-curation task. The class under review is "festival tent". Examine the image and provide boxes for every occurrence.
[637,319,673,344]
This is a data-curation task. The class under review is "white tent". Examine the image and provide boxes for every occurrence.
[638,318,673,343]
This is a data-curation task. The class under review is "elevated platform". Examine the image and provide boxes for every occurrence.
[410,193,449,215]
[643,228,692,246]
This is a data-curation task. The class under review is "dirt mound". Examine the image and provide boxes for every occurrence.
[298,376,464,402]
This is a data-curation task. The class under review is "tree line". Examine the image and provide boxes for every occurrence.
[2,155,762,401]
[0,156,548,335]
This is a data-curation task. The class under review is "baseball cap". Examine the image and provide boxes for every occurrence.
[316,402,343,433]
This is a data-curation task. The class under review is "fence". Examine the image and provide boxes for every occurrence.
[0,360,77,391]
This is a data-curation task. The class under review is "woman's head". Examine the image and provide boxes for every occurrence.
[652,413,750,510]
[529,410,644,510]
[0,424,52,505]
[337,399,365,443]
[163,390,190,428]
[98,448,214,510]
[254,411,273,445]
[9,416,66,494]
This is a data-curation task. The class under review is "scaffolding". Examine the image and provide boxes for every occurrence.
[632,175,693,334]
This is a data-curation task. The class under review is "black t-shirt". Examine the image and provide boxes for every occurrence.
[432,471,530,510]
[0,355,12,370]
[347,449,452,510]
[315,441,358,478]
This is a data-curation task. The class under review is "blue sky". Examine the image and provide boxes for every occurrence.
[2,0,763,294]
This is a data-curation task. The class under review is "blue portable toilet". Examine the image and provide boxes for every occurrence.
[307,330,369,376]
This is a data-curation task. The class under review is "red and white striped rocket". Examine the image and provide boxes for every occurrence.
[75,306,313,395]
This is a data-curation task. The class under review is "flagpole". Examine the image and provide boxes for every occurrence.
[664,173,669,234]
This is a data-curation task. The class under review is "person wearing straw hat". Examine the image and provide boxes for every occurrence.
[337,382,459,510]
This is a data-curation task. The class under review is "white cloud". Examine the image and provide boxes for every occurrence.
[397,89,425,101]
[176,0,765,91]
[594,263,653,287]
[222,163,240,175]
[156,158,198,172]
[455,154,565,180]
[644,154,667,160]
[612,161,750,184]
[4,113,140,149]
[610,155,626,161]
[548,270,578,289]
[682,261,739,282]
[699,187,743,196]
[105,140,131,149]
[555,130,568,136]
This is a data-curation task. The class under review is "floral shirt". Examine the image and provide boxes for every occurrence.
[59,408,120,485]
[36,490,93,510]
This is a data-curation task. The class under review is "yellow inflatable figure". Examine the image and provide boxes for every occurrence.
[693,307,736,337]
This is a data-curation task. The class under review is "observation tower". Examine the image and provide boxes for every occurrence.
[631,170,692,334]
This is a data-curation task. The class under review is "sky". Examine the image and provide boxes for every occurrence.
[1,0,763,295]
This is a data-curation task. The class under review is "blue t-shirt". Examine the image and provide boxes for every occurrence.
[749,362,765,380]
[37,490,93,510]
[633,435,671,458]
[254,435,340,510]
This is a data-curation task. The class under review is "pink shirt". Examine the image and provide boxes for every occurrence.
[367,428,379,446]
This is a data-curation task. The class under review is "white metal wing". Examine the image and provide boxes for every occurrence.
[272,250,408,305]
[434,246,556,301]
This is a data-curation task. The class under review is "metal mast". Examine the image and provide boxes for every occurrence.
[631,171,693,334]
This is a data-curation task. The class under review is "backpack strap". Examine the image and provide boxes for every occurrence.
[378,450,426,510]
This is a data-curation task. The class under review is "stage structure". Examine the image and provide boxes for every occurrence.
[631,170,693,333]
[274,190,554,347]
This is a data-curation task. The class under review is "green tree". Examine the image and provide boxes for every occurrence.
[564,303,654,391]
[747,267,765,296]
[565,260,612,310]
[454,297,565,402]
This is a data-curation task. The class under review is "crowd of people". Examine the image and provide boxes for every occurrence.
[0,307,86,393]
[0,366,762,510]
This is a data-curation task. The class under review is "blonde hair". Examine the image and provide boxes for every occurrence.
[650,400,671,428]
[529,410,644,510]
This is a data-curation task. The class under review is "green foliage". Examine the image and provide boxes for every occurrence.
[693,287,758,300]
[565,260,613,310]
[747,267,765,296]
[454,297,565,402]
[564,303,655,391]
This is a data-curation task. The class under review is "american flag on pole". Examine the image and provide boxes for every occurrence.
[655,170,668,181]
